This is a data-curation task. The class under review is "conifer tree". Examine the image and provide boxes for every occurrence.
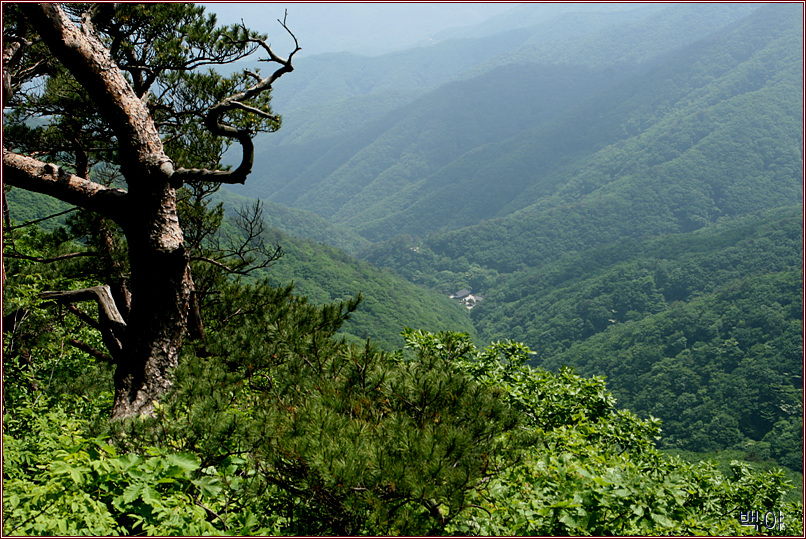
[2,3,297,418]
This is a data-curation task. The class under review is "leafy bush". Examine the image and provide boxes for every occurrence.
[3,243,801,535]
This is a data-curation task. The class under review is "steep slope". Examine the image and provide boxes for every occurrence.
[416,2,802,271]
[474,2,761,69]
[231,27,543,204]
[229,3,762,236]
[290,62,620,222]
[349,3,803,466]
[213,188,370,255]
[468,207,802,470]
[249,227,476,350]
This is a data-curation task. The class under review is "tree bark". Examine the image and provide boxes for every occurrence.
[6,4,189,419]
[4,3,296,419]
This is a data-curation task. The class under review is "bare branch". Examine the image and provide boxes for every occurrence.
[4,251,98,263]
[226,100,280,122]
[40,285,125,325]
[173,19,300,185]
[67,338,114,363]
[193,200,284,275]
[6,207,80,231]
[190,255,240,274]
[40,285,126,358]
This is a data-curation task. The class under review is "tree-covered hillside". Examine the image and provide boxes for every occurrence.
[3,187,473,352]
[340,2,803,486]
[229,2,774,243]
[248,226,476,349]
[361,2,801,246]
[472,207,804,472]
[212,188,370,254]
[4,3,802,535]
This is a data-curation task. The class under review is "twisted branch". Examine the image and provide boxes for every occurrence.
[173,14,300,185]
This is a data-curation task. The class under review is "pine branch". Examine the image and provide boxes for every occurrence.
[6,206,80,230]
[40,284,126,358]
[173,16,300,185]
[67,338,113,363]
[3,150,129,222]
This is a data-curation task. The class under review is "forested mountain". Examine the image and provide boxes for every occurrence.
[247,227,476,349]
[3,187,470,351]
[212,188,370,254]
[415,2,802,266]
[3,3,802,535]
[229,2,770,240]
[228,1,803,479]
[475,206,804,471]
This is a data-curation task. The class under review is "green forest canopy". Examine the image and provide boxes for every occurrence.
[3,2,803,536]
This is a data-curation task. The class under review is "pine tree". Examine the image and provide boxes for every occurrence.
[3,3,296,417]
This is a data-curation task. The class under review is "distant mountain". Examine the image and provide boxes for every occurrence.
[205,2,520,57]
[410,2,803,269]
[229,2,779,245]
[213,188,370,255]
[225,2,802,469]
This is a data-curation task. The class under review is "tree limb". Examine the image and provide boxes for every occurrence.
[3,149,128,222]
[40,285,126,358]
[67,338,114,363]
[3,251,97,263]
[62,303,102,331]
[6,206,80,231]
[41,285,125,324]
[190,255,241,274]
[20,3,174,180]
[173,17,300,185]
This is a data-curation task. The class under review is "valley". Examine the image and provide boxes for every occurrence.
[219,2,803,477]
[3,3,803,532]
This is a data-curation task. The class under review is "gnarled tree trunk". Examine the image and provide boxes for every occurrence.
[3,3,297,418]
[4,4,187,418]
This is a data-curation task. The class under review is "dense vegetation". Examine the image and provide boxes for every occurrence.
[3,2,803,536]
[3,233,803,533]
[278,1,803,490]
[477,207,804,471]
[3,188,474,351]
[247,227,476,349]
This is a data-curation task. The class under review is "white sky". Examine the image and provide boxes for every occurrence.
[201,2,521,57]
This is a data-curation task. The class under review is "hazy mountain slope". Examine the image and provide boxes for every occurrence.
[212,188,370,255]
[434,2,666,41]
[230,3,762,231]
[231,28,540,205]
[300,63,620,222]
[240,60,622,215]
[416,2,802,271]
[205,3,519,57]
[263,27,538,129]
[481,2,761,69]
[249,228,475,349]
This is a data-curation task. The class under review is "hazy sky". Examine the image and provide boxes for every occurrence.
[201,2,521,57]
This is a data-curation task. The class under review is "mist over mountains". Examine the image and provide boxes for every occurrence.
[229,2,795,243]
[218,2,802,470]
